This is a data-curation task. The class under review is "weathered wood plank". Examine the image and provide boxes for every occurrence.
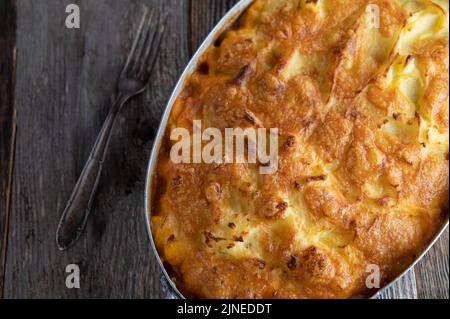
[0,0,17,299]
[415,229,449,299]
[4,0,190,298]
[378,269,418,299]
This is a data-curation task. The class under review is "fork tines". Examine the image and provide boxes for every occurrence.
[123,8,167,82]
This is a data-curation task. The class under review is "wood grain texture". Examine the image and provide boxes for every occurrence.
[4,0,190,298]
[1,0,448,299]
[0,0,17,298]
[378,269,418,299]
[415,229,449,299]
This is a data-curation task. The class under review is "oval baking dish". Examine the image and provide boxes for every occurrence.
[145,0,449,299]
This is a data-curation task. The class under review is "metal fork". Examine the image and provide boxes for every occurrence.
[56,9,166,251]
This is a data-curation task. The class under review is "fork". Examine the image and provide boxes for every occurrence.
[56,8,166,251]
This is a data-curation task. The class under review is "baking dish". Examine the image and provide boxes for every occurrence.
[144,0,449,299]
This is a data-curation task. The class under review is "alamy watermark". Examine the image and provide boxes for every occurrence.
[365,264,381,289]
[65,4,80,29]
[65,264,80,289]
[170,120,279,174]
[366,4,380,29]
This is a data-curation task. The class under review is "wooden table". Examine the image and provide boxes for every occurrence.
[0,0,448,299]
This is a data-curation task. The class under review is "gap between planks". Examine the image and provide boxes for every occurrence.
[0,0,17,299]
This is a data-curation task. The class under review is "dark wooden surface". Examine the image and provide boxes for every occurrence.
[0,0,448,299]
[0,0,17,299]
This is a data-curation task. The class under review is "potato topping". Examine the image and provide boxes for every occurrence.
[152,0,449,299]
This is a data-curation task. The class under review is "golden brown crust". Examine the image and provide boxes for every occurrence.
[152,0,449,299]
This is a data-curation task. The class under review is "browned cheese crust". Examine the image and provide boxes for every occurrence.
[152,0,449,299]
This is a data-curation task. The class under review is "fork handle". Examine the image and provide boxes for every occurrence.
[56,93,129,250]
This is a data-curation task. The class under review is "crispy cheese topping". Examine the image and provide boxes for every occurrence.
[152,0,449,299]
